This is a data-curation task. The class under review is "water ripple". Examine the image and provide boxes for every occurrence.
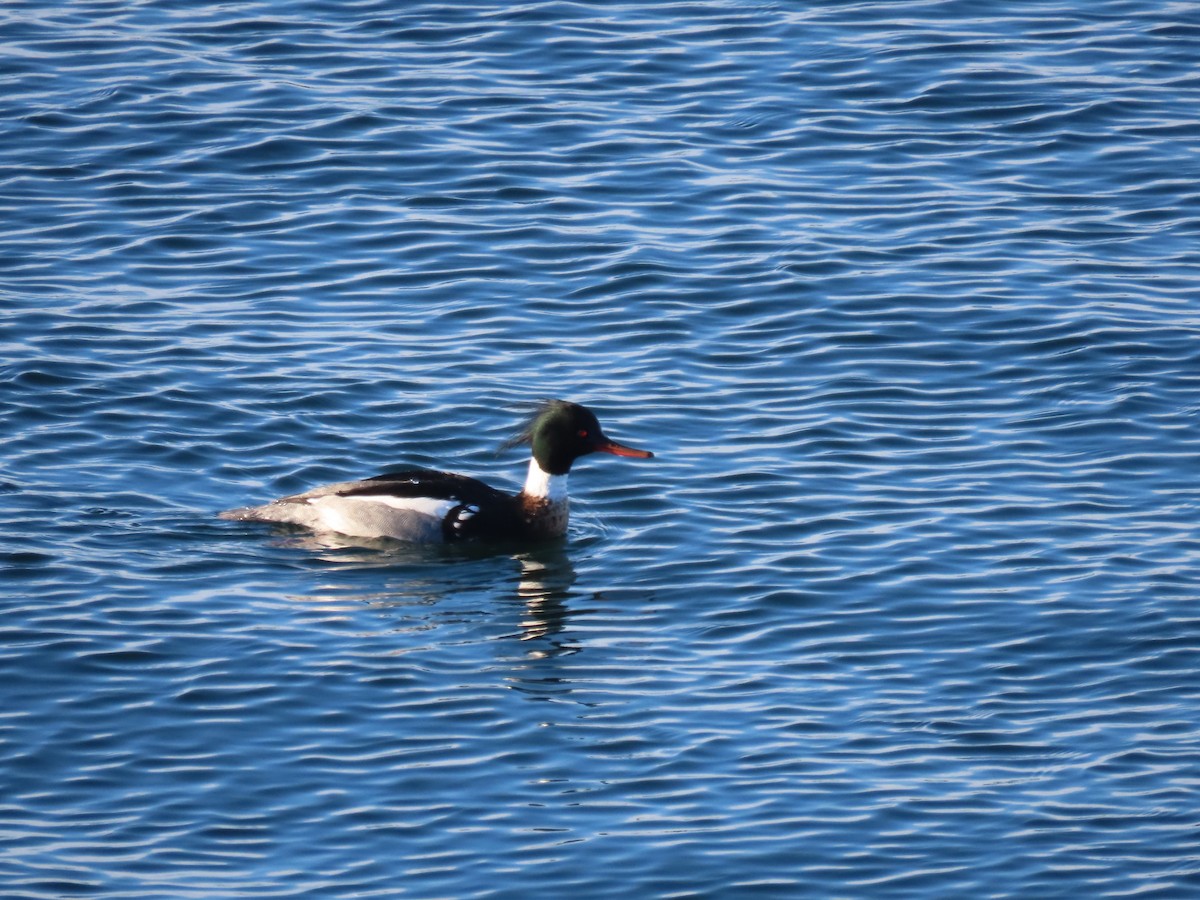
[4,1,1200,897]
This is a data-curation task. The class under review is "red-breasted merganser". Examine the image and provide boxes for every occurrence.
[218,399,653,543]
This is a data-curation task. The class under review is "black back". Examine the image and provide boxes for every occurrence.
[342,469,523,541]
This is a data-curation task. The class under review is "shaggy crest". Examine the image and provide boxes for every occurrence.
[498,399,573,452]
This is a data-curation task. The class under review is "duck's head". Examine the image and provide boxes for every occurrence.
[510,400,654,476]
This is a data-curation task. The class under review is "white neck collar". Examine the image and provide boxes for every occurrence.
[524,457,568,501]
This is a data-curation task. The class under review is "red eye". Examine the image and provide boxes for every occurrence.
[578,429,589,438]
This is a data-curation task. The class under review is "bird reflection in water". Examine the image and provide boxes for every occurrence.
[264,530,581,649]
[512,547,577,647]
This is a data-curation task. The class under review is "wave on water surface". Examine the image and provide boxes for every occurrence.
[3,2,1200,897]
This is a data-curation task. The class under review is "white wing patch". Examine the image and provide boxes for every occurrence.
[314,494,458,520]
[450,504,480,533]
[304,493,460,540]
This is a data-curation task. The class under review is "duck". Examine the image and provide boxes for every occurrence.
[218,399,653,543]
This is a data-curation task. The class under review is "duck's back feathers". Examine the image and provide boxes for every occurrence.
[219,468,520,542]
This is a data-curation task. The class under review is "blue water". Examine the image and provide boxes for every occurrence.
[4,1,1200,897]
